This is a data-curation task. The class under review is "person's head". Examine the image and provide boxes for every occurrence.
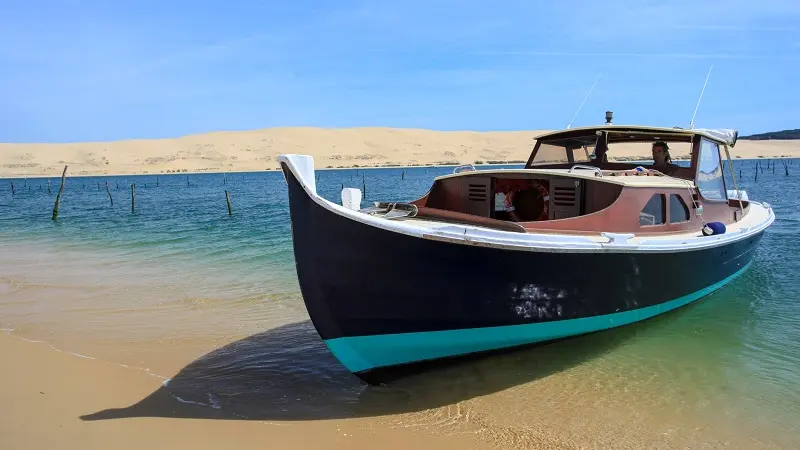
[652,141,672,165]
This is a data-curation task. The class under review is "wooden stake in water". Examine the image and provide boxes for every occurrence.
[187,176,189,187]
[754,161,759,182]
[783,160,790,176]
[156,177,159,187]
[47,179,51,194]
[131,184,135,212]
[225,190,232,216]
[106,181,113,206]
[51,165,68,220]
[402,168,405,180]
[362,173,366,200]
[10,181,15,196]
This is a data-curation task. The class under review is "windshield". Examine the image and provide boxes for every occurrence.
[531,139,694,168]
[530,142,594,166]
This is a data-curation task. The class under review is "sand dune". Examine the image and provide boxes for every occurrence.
[1,127,799,177]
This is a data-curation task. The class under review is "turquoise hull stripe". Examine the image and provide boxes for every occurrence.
[324,263,751,373]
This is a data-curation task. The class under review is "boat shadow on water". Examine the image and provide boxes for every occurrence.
[81,315,676,422]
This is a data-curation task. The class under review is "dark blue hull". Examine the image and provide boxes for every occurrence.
[281,163,762,384]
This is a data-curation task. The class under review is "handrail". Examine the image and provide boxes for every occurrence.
[453,164,476,174]
[568,164,604,177]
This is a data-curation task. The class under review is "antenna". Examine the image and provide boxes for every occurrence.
[567,73,602,129]
[689,66,713,130]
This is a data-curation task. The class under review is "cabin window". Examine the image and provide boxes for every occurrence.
[569,146,591,163]
[531,143,570,165]
[669,194,690,223]
[696,139,727,201]
[640,194,666,226]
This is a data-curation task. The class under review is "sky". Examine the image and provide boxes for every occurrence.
[1,0,799,143]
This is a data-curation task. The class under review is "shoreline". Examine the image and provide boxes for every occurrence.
[0,156,790,180]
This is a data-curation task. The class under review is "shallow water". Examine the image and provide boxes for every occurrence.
[1,160,799,448]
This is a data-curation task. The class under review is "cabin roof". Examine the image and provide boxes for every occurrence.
[534,125,738,147]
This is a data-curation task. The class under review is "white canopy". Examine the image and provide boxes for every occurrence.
[695,128,739,146]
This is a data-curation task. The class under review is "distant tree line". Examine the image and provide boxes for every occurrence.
[740,129,800,140]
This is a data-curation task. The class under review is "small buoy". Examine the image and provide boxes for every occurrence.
[702,222,726,236]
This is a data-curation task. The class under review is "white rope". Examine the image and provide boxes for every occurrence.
[689,66,713,130]
[681,178,707,228]
[567,73,602,129]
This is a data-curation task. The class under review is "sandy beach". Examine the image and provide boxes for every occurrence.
[0,332,480,450]
[1,127,799,177]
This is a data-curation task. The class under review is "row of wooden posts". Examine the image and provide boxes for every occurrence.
[6,165,236,219]
[747,159,791,182]
[9,160,791,220]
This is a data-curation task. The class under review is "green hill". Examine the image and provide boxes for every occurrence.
[740,129,800,140]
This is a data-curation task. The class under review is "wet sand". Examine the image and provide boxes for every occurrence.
[0,332,480,450]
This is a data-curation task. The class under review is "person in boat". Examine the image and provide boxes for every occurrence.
[649,141,691,178]
[651,141,674,165]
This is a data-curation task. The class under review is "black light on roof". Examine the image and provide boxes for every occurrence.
[605,111,613,124]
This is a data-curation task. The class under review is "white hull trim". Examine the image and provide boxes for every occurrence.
[278,154,775,255]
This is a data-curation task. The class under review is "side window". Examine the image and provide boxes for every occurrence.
[696,139,727,201]
[531,143,569,165]
[640,194,666,226]
[669,194,690,223]
[569,146,591,163]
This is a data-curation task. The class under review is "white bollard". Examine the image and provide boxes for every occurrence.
[341,188,362,211]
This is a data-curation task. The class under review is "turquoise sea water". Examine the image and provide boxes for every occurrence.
[1,160,799,448]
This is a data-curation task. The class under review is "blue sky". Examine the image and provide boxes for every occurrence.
[1,0,799,143]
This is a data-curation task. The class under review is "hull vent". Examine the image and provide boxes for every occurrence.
[549,179,582,219]
[463,178,491,217]
[553,186,576,206]
[468,184,488,202]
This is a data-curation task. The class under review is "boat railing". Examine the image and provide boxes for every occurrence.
[453,164,477,174]
[568,164,604,177]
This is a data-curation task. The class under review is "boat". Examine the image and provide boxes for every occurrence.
[277,114,775,385]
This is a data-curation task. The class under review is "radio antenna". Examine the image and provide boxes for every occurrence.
[567,73,602,129]
[689,66,713,130]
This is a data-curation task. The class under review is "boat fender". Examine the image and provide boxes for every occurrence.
[529,180,550,221]
[702,221,726,236]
